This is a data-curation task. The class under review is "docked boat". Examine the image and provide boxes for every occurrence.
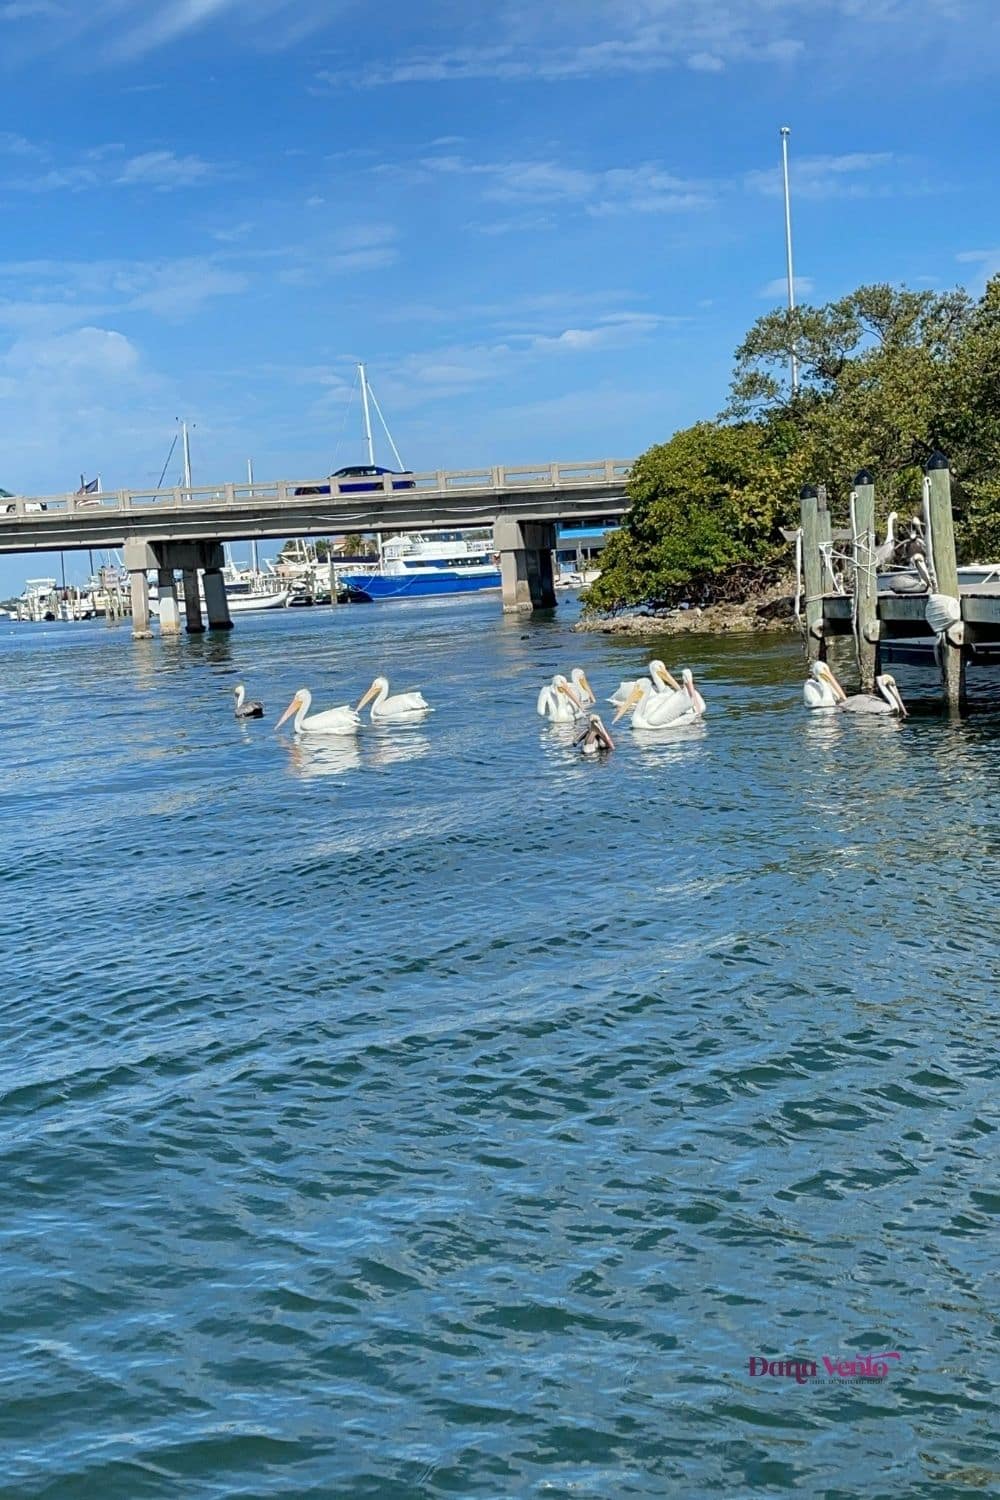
[337,530,500,600]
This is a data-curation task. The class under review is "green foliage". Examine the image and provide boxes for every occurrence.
[585,420,807,611]
[587,275,1000,611]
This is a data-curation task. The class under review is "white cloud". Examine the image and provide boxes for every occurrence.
[760,275,815,299]
[0,1,63,17]
[3,142,220,193]
[745,151,897,200]
[956,249,1000,293]
[687,52,725,72]
[116,150,216,188]
[391,153,712,216]
[4,325,140,378]
[0,253,251,321]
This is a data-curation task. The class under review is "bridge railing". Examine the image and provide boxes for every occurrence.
[0,460,633,520]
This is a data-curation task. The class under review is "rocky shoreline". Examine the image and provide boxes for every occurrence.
[574,574,799,636]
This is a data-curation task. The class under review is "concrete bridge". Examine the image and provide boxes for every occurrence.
[0,459,632,636]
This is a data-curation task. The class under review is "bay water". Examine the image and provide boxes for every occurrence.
[1,598,997,1497]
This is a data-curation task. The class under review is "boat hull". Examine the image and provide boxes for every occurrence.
[337,570,501,601]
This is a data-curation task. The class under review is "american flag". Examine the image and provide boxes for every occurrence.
[77,476,99,494]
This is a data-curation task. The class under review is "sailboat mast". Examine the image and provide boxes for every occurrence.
[247,458,259,575]
[181,421,193,488]
[358,363,375,467]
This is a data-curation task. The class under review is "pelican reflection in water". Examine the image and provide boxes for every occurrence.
[286,737,362,779]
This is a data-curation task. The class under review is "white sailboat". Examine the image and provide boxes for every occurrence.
[334,365,502,601]
[149,424,289,614]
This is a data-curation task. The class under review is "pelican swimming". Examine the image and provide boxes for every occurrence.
[574,714,615,756]
[680,667,707,716]
[276,688,361,735]
[838,673,908,717]
[803,661,844,709]
[568,667,597,706]
[233,683,264,719]
[537,673,584,722]
[608,659,679,706]
[613,672,703,730]
[356,675,429,720]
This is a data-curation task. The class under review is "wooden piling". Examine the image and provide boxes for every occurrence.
[852,471,878,692]
[800,485,823,661]
[925,452,965,711]
[817,484,833,591]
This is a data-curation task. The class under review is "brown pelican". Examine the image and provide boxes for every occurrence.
[233,684,264,719]
[575,714,615,756]
[537,674,584,722]
[356,676,430,720]
[883,553,933,594]
[803,661,843,709]
[277,688,361,735]
[838,673,908,717]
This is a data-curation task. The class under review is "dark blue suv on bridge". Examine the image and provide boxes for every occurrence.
[294,465,416,497]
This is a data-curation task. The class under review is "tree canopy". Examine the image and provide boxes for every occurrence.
[586,276,1000,613]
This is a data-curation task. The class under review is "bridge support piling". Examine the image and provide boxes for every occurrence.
[129,569,152,640]
[182,569,204,633]
[495,518,557,613]
[203,567,234,631]
[156,567,181,635]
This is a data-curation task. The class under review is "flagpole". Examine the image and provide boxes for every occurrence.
[780,125,799,397]
[248,458,259,575]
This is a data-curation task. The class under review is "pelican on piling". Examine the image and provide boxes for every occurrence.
[233,684,264,719]
[356,675,430,720]
[838,673,908,717]
[276,688,361,735]
[803,661,844,709]
[608,659,679,706]
[537,674,584,722]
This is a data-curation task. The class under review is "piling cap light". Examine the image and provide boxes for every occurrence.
[800,484,818,500]
[925,451,950,472]
[854,468,874,486]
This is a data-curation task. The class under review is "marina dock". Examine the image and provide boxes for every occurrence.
[799,453,994,710]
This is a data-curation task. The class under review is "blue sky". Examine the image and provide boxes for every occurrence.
[2,0,1000,593]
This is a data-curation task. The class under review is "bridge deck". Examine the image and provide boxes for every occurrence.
[0,460,632,555]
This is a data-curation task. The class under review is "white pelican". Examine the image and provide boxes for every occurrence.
[839,673,908,717]
[568,667,597,705]
[803,661,844,709]
[608,659,679,706]
[874,511,899,570]
[537,673,584,722]
[575,714,615,756]
[680,668,707,715]
[613,673,703,730]
[233,683,264,719]
[356,675,429,720]
[276,688,361,735]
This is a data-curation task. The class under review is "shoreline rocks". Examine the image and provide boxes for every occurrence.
[575,575,798,636]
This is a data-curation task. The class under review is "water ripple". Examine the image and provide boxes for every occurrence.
[1,606,998,1497]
